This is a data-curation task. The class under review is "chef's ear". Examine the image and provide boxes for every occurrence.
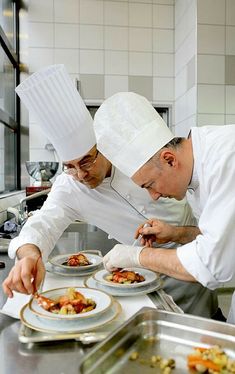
[160,150,176,167]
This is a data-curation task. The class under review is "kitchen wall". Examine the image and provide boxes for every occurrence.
[197,0,235,127]
[174,0,197,135]
[23,0,175,162]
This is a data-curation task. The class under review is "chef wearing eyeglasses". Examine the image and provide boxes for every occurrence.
[3,65,221,320]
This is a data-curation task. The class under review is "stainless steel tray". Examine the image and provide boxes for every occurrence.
[80,307,235,373]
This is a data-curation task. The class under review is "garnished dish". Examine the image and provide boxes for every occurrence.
[106,269,145,284]
[35,287,96,315]
[187,345,235,373]
[62,253,91,267]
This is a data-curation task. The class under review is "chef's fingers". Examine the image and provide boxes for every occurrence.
[13,263,34,294]
[2,270,14,298]
[34,259,45,291]
[134,220,152,239]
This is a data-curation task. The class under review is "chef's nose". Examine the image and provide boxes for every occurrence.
[149,190,162,200]
[75,167,88,178]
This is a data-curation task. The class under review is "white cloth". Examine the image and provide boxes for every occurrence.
[177,125,235,289]
[0,272,155,320]
[15,65,95,161]
[8,167,218,317]
[176,125,235,322]
[94,92,174,177]
[103,244,143,271]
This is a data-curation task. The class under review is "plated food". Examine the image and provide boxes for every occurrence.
[94,268,158,289]
[35,287,96,315]
[106,269,145,284]
[48,252,103,273]
[187,345,235,373]
[29,287,112,320]
[62,253,91,267]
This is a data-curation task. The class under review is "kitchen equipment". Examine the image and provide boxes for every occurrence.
[80,307,235,374]
[25,161,59,187]
[24,161,59,212]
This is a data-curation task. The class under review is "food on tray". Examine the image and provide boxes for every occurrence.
[62,252,91,267]
[35,288,96,315]
[129,351,175,373]
[105,269,145,284]
[187,345,235,373]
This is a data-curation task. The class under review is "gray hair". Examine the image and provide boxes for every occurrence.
[148,137,184,166]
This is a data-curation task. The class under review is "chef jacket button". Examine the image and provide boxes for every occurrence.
[126,194,130,200]
[142,209,146,214]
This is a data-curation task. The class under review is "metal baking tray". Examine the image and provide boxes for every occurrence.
[18,318,123,345]
[80,307,235,374]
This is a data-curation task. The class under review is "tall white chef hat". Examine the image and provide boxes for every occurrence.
[94,92,174,177]
[15,64,96,161]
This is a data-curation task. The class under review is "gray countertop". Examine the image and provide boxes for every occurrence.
[0,253,94,374]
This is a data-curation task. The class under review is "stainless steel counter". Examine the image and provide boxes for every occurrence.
[0,253,92,374]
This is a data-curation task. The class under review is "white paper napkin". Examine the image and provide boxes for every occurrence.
[0,272,156,320]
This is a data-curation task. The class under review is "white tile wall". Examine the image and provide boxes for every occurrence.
[28,0,53,22]
[197,114,225,126]
[197,0,225,25]
[226,0,235,26]
[29,23,54,48]
[153,77,174,101]
[26,0,183,160]
[129,3,152,28]
[129,52,152,76]
[198,85,225,114]
[153,4,174,29]
[80,50,104,74]
[55,24,79,49]
[29,48,54,73]
[104,1,128,26]
[104,26,128,50]
[198,25,225,55]
[54,49,79,73]
[104,75,128,98]
[129,28,152,52]
[198,55,225,85]
[80,0,104,25]
[226,114,235,124]
[80,25,104,50]
[30,123,49,149]
[226,27,235,55]
[54,0,79,23]
[153,53,174,77]
[226,85,235,114]
[105,51,128,75]
[153,29,174,53]
[175,67,187,99]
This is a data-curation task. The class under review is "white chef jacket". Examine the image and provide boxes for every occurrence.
[177,125,235,322]
[9,167,218,317]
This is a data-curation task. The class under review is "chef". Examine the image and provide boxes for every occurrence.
[93,91,235,324]
[3,65,219,319]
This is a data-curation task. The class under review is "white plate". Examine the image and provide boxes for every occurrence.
[20,300,121,333]
[93,268,158,289]
[49,253,103,272]
[46,262,102,277]
[29,287,112,320]
[85,276,162,297]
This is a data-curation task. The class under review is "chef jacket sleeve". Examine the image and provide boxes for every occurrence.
[8,174,83,261]
[177,152,235,290]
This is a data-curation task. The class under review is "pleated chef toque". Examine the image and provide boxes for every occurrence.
[15,64,96,161]
[94,92,174,177]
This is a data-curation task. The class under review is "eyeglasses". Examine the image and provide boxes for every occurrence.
[62,150,99,175]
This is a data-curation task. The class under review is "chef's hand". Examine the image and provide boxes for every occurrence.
[135,219,175,247]
[2,244,45,298]
[103,244,144,272]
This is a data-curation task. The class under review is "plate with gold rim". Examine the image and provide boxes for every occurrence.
[29,287,112,320]
[20,300,122,333]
